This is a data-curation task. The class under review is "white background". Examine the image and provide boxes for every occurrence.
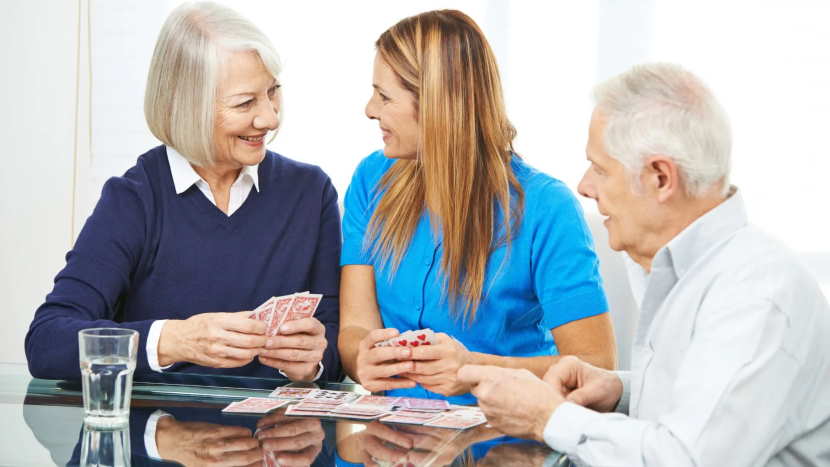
[2,2,829,463]
[3,0,829,368]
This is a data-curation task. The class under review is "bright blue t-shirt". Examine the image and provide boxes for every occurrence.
[341,150,608,404]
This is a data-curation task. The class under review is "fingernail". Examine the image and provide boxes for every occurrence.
[399,348,410,358]
[278,325,288,333]
[265,339,272,347]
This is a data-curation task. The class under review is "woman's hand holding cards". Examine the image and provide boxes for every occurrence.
[258,317,327,381]
[404,333,473,396]
[355,329,417,392]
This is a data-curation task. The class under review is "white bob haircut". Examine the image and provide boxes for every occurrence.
[593,63,732,197]
[144,1,281,167]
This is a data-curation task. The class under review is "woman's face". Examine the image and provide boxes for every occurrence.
[212,50,280,168]
[365,53,419,159]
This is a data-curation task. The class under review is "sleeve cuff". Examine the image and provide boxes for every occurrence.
[613,371,631,414]
[543,401,604,454]
[146,320,173,372]
[143,409,172,460]
[278,361,325,382]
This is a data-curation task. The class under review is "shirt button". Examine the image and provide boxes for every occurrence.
[416,305,422,311]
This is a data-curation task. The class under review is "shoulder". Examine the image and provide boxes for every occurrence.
[511,156,585,221]
[351,150,395,185]
[706,226,824,313]
[262,151,334,189]
[100,146,167,206]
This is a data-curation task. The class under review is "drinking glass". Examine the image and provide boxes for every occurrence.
[78,328,138,427]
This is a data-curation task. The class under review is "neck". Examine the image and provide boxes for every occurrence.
[631,189,729,273]
[192,162,243,214]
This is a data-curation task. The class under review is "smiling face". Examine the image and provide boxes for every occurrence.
[578,109,657,259]
[212,50,280,168]
[365,53,419,159]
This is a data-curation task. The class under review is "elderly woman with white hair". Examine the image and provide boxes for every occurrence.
[25,2,340,383]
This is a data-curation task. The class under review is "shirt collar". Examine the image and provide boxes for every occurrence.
[165,146,260,194]
[656,186,748,279]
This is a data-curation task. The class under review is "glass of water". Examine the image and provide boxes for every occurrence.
[79,328,138,428]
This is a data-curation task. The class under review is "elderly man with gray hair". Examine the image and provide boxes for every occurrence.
[458,63,830,466]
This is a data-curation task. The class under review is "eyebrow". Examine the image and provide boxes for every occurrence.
[226,79,279,98]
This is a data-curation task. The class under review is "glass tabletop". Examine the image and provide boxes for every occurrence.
[0,363,568,466]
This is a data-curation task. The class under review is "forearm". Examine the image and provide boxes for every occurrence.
[470,349,614,379]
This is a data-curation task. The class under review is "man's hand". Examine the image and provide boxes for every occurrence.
[404,333,472,396]
[457,365,564,441]
[544,355,623,413]
[259,317,327,381]
[159,311,267,368]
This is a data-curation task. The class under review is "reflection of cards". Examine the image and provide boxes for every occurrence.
[380,410,442,425]
[222,397,287,414]
[423,410,486,430]
[374,329,435,348]
[284,404,331,417]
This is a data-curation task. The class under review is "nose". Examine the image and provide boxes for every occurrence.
[577,168,596,200]
[365,95,378,120]
[253,98,279,131]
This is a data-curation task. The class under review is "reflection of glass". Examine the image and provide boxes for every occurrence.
[80,423,131,467]
[78,328,138,427]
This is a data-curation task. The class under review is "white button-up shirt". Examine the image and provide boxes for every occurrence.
[544,189,830,466]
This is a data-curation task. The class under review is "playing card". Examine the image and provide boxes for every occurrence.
[221,397,287,414]
[249,297,276,322]
[267,294,296,337]
[352,395,401,409]
[305,389,360,404]
[285,293,322,321]
[400,397,450,411]
[268,387,316,400]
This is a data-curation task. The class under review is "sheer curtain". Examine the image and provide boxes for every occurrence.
[88,1,830,369]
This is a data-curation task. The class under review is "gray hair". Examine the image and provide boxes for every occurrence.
[593,63,731,197]
[144,1,281,166]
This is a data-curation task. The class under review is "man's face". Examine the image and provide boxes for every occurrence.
[578,110,655,258]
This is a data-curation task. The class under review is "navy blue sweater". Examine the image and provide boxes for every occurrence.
[25,145,342,381]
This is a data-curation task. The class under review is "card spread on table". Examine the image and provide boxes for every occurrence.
[248,292,322,337]
[374,328,436,348]
[219,386,486,430]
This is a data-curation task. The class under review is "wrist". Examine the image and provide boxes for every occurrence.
[158,320,182,366]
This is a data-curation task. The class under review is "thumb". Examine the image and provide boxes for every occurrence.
[565,386,595,407]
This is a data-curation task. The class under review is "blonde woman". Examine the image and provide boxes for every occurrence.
[26,2,339,383]
[339,10,616,405]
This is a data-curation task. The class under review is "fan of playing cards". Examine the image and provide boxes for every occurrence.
[249,292,322,337]
[221,387,487,430]
[374,328,436,347]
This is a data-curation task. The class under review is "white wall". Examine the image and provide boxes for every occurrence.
[0,0,85,365]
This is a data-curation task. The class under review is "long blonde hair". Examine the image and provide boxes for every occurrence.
[367,10,523,322]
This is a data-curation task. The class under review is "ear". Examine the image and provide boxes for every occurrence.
[642,155,680,203]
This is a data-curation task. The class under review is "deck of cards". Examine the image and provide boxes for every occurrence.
[249,291,322,337]
[374,328,436,347]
